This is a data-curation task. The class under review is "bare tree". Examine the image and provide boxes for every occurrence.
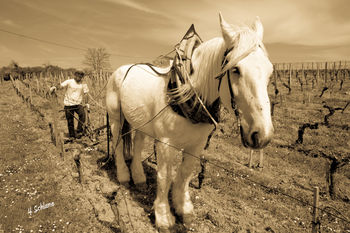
[82,48,111,75]
[9,60,19,71]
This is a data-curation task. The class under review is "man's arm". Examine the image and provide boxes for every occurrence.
[49,80,68,93]
[82,84,89,109]
[83,93,89,105]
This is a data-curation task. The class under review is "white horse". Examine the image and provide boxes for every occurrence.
[106,13,274,231]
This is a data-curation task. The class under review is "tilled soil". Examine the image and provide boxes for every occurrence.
[0,82,110,232]
[1,80,349,233]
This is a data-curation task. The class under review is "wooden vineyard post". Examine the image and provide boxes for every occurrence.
[16,79,20,95]
[36,77,39,93]
[312,186,320,233]
[51,93,60,147]
[59,132,65,159]
[59,72,62,84]
[84,105,89,136]
[106,113,110,159]
[332,62,336,82]
[29,83,33,107]
[301,63,307,104]
[336,61,340,82]
[324,62,328,84]
[316,62,320,87]
[273,65,278,101]
[311,62,315,89]
[53,112,59,147]
[288,63,292,94]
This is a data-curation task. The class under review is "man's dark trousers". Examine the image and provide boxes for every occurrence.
[64,105,85,138]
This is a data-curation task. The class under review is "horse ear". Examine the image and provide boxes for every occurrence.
[252,16,264,40]
[219,12,236,44]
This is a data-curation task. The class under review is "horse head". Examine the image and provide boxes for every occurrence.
[218,13,274,149]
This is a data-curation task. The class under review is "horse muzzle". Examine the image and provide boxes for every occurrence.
[240,125,274,149]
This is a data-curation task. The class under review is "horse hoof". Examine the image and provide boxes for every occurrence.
[182,213,195,228]
[157,227,171,233]
[135,182,148,192]
[157,226,176,233]
[119,181,130,188]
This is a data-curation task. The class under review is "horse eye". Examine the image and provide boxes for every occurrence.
[232,67,240,75]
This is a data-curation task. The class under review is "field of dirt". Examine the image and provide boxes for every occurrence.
[0,82,113,232]
[1,70,350,233]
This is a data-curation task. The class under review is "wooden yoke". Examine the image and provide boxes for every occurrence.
[175,24,202,78]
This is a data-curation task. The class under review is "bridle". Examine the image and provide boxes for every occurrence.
[217,68,239,117]
[216,44,259,117]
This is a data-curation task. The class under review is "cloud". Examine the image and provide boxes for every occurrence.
[192,0,350,47]
[251,0,350,46]
[0,45,18,55]
[0,0,348,68]
[266,42,350,63]
[0,45,24,67]
[1,19,20,28]
[102,0,171,19]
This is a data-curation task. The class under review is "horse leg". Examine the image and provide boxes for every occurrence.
[172,146,201,227]
[258,149,264,169]
[130,131,147,188]
[154,137,176,231]
[110,115,130,185]
[249,149,254,168]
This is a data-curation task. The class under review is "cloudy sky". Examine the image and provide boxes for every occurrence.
[0,0,349,69]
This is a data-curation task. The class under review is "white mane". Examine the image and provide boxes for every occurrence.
[222,25,268,72]
[190,37,227,104]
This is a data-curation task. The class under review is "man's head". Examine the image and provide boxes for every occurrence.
[74,71,85,83]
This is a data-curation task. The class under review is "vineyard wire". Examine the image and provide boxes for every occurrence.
[5,30,350,229]
[133,129,350,226]
[0,28,156,59]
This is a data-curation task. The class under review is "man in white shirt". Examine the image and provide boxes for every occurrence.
[50,71,89,139]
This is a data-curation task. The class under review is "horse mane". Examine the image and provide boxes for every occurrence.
[222,25,268,72]
[168,38,225,106]
[169,23,266,106]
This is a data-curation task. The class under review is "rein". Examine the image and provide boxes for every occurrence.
[122,62,171,83]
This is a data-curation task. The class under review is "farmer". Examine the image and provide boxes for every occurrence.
[50,71,89,139]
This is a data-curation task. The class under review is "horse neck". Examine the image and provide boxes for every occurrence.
[190,37,226,104]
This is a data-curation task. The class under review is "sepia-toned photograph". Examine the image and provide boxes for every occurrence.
[0,0,349,232]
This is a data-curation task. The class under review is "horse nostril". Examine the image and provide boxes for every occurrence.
[251,131,259,148]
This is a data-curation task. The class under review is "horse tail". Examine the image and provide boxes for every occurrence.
[121,118,132,161]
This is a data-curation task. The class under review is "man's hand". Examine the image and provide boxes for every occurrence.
[49,86,57,93]
[85,103,90,110]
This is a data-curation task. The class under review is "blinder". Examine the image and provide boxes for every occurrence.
[216,69,239,117]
